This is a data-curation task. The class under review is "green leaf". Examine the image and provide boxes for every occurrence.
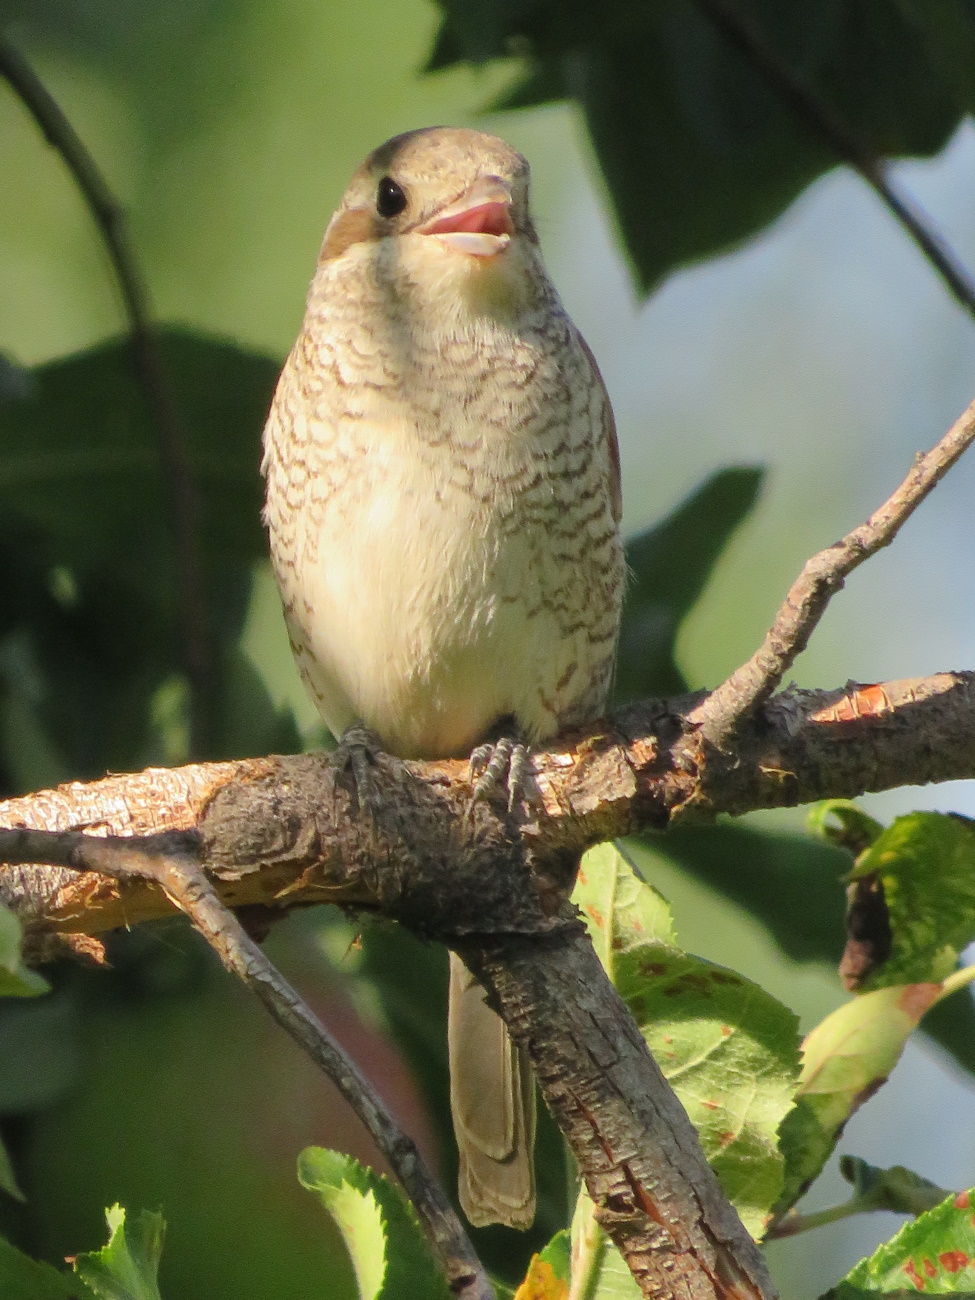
[838,1156,950,1217]
[653,820,975,1079]
[574,841,677,965]
[430,1,961,291]
[73,1205,164,1300]
[0,1233,95,1299]
[0,1132,24,1202]
[513,1231,570,1299]
[848,813,975,989]
[616,467,764,700]
[808,802,885,858]
[574,842,800,1237]
[297,1147,451,1300]
[0,902,49,998]
[776,982,944,1214]
[824,1187,975,1297]
[0,329,281,774]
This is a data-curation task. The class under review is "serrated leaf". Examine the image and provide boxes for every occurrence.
[776,982,944,1213]
[297,1147,450,1300]
[825,1187,975,1296]
[616,468,764,700]
[849,814,975,989]
[73,1205,164,1300]
[574,842,800,1237]
[0,902,49,998]
[0,1233,95,1299]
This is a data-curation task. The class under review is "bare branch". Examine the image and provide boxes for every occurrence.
[0,36,214,754]
[0,824,493,1300]
[689,395,975,750]
[694,0,975,320]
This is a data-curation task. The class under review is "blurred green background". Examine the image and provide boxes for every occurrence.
[2,1,975,1296]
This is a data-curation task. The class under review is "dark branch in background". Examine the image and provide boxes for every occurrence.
[0,826,494,1300]
[0,35,214,756]
[689,393,975,751]
[694,0,975,322]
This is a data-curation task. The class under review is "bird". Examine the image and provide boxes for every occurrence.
[262,126,625,1229]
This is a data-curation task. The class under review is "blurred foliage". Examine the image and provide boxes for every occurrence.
[0,1,975,1297]
[429,0,974,291]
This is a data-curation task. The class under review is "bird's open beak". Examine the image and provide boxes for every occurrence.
[418,176,514,257]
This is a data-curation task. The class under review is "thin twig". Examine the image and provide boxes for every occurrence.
[690,394,975,749]
[0,35,214,755]
[0,827,493,1300]
[695,0,975,321]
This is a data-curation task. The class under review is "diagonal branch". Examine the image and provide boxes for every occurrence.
[0,824,494,1300]
[689,393,975,750]
[0,35,214,755]
[694,0,975,320]
[2,667,975,1296]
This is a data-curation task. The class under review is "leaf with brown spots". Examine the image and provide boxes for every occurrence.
[823,1185,975,1297]
[573,841,800,1238]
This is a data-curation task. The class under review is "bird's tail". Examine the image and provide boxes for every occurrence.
[447,951,536,1228]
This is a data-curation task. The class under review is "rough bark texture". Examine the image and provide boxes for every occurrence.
[2,670,974,1298]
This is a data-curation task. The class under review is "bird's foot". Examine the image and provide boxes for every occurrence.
[469,736,542,814]
[333,722,384,819]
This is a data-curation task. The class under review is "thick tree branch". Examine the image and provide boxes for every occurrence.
[689,394,975,750]
[0,36,214,755]
[2,669,974,1296]
[2,671,971,939]
[694,0,975,321]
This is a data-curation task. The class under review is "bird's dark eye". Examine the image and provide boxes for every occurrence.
[376,176,407,218]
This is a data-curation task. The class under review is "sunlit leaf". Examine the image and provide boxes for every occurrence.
[849,813,975,989]
[574,842,800,1237]
[776,982,944,1213]
[823,1187,975,1297]
[298,1147,450,1300]
[808,801,885,858]
[514,1231,570,1300]
[73,1204,164,1300]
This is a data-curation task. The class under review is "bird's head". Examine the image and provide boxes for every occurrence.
[317,127,545,319]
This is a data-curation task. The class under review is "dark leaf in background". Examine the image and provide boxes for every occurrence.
[0,328,293,780]
[615,466,763,700]
[432,0,966,290]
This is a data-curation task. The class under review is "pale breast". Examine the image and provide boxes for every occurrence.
[262,254,624,759]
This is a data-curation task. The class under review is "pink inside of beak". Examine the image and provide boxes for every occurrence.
[423,201,514,238]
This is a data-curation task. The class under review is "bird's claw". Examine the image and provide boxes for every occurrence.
[469,736,542,814]
[334,722,384,819]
